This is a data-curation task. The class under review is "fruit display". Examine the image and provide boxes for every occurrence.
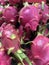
[23,0,46,3]
[0,0,49,65]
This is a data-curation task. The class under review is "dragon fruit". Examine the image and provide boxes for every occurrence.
[31,34,49,65]
[8,0,20,5]
[0,23,32,65]
[34,2,49,24]
[23,0,46,3]
[1,23,20,53]
[3,6,18,25]
[42,4,49,24]
[19,4,40,31]
[36,2,49,24]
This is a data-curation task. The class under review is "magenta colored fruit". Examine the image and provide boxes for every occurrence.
[8,0,20,5]
[19,5,40,31]
[3,6,18,25]
[36,3,49,24]
[0,50,11,65]
[42,4,49,24]
[34,3,49,24]
[31,35,49,65]
[1,23,20,53]
[0,0,6,5]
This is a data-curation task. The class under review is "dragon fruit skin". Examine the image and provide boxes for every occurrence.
[34,3,49,24]
[23,0,33,3]
[42,4,49,24]
[0,0,7,5]
[8,0,20,5]
[36,3,49,24]
[31,35,49,65]
[3,6,18,25]
[19,5,40,31]
[1,23,20,53]
[0,50,11,65]
[23,0,46,3]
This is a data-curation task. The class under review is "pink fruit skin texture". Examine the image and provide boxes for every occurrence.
[0,0,6,5]
[1,24,20,53]
[0,50,11,65]
[8,0,20,5]
[23,0,46,3]
[42,4,49,24]
[3,6,18,24]
[19,5,40,31]
[35,3,49,24]
[31,35,49,65]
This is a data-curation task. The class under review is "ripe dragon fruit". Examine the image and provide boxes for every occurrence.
[0,23,32,65]
[3,6,18,25]
[19,4,40,31]
[31,34,49,65]
[1,23,20,52]
[36,2,49,24]
[8,0,20,5]
[34,2,49,24]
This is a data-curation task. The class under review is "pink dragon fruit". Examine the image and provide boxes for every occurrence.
[8,0,20,5]
[42,4,49,24]
[36,2,49,24]
[31,34,49,65]
[34,2,49,24]
[19,5,40,31]
[0,23,32,65]
[3,6,18,25]
[1,23,20,53]
[0,49,11,65]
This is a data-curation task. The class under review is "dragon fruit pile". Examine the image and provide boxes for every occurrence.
[0,0,49,65]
